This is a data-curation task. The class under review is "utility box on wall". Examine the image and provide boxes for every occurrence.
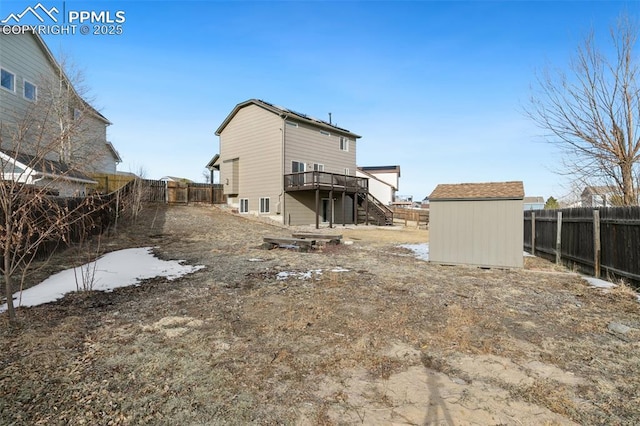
[429,181,524,268]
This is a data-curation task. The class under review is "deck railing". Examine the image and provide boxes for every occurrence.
[284,171,368,193]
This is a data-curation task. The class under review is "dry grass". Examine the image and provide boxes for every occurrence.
[1,205,639,425]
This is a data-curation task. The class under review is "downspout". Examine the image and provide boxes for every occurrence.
[279,114,289,221]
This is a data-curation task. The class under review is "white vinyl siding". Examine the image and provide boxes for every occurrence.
[239,198,249,213]
[1,68,15,92]
[260,197,270,213]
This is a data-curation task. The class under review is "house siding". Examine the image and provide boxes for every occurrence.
[0,33,118,176]
[218,104,283,214]
[284,120,356,175]
[429,199,524,268]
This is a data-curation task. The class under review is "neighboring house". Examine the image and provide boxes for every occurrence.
[523,196,545,210]
[0,29,121,194]
[581,186,617,207]
[212,99,392,226]
[356,165,400,206]
[160,176,194,183]
[0,149,96,196]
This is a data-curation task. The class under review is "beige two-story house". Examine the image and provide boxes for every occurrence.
[0,29,121,196]
[212,99,392,227]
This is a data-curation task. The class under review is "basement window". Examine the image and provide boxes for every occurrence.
[239,198,249,213]
[259,197,270,213]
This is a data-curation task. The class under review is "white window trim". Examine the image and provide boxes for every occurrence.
[1,68,16,93]
[340,137,350,152]
[239,198,249,213]
[259,197,270,214]
[23,79,37,101]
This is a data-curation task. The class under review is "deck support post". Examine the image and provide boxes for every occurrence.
[315,188,320,229]
[342,191,346,227]
[329,189,334,228]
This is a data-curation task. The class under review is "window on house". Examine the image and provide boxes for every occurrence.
[320,130,330,136]
[344,168,350,176]
[24,80,37,101]
[239,198,249,213]
[313,163,324,172]
[1,68,15,92]
[73,108,82,120]
[259,197,270,213]
[339,137,349,152]
[285,121,298,127]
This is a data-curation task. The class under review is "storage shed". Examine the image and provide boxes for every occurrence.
[429,181,524,268]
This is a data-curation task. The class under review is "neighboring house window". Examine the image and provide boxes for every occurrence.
[320,130,330,136]
[313,163,324,171]
[339,137,349,152]
[285,121,298,127]
[260,197,270,213]
[73,108,82,120]
[24,80,37,101]
[1,68,15,92]
[239,198,249,213]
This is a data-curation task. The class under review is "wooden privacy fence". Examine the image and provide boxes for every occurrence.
[524,207,640,286]
[390,207,429,228]
[117,180,226,204]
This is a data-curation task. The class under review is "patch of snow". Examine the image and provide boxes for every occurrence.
[0,247,204,313]
[400,243,429,261]
[523,251,535,257]
[248,258,265,262]
[583,276,616,289]
[331,267,350,273]
[276,269,323,281]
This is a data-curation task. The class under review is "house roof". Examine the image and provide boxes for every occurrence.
[581,185,617,196]
[358,165,401,177]
[356,167,398,190]
[11,28,111,126]
[215,99,361,138]
[429,181,525,201]
[206,154,220,170]
[106,142,122,163]
[523,196,544,204]
[0,149,97,184]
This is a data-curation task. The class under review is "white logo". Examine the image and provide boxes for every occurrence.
[1,2,59,24]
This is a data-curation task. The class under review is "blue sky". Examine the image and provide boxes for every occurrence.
[2,0,638,200]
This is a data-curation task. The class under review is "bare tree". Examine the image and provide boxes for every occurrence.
[528,14,640,206]
[0,53,110,324]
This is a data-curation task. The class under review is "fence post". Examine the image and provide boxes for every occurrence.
[531,212,536,256]
[593,209,601,278]
[555,211,562,264]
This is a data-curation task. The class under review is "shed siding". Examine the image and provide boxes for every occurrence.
[430,199,523,268]
[218,104,283,213]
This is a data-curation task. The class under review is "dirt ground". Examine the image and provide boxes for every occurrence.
[1,204,639,425]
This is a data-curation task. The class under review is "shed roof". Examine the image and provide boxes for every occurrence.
[429,181,524,201]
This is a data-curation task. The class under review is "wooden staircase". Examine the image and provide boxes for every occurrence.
[357,192,394,226]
